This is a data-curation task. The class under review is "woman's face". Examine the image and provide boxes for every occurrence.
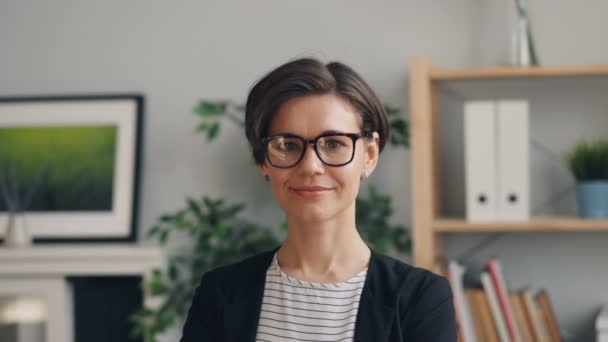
[260,93,379,224]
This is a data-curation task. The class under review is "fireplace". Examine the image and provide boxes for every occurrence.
[0,245,163,342]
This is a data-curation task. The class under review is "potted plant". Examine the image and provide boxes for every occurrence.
[0,161,46,248]
[566,139,608,219]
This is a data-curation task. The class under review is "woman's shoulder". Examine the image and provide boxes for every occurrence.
[370,251,452,302]
[197,249,276,292]
[371,252,456,339]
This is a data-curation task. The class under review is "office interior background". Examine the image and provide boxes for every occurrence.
[1,1,608,341]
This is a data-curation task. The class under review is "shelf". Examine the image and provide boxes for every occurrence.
[410,56,608,270]
[434,217,608,233]
[0,244,163,276]
[430,65,608,81]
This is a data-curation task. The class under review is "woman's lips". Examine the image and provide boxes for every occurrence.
[291,186,332,198]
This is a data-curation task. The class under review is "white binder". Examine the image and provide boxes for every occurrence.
[464,101,498,222]
[496,101,530,221]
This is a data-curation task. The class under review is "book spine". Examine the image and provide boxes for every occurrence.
[449,260,478,342]
[488,259,523,341]
[522,290,551,342]
[536,290,562,342]
[481,272,510,342]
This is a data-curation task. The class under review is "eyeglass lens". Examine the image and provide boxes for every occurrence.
[267,135,355,167]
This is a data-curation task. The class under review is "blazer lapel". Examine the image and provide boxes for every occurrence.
[222,249,276,342]
[354,249,397,341]
[354,290,395,341]
[223,294,264,342]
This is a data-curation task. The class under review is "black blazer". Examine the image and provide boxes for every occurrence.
[180,248,456,341]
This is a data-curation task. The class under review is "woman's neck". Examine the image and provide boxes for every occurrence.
[277,210,371,283]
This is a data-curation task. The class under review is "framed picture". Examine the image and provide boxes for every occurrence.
[0,95,143,242]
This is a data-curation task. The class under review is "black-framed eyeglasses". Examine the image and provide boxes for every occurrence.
[261,132,371,168]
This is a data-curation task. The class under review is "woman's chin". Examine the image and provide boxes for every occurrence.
[287,206,334,224]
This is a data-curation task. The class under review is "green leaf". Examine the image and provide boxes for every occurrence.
[193,101,228,117]
[566,139,608,181]
[220,203,245,218]
[187,198,205,221]
[147,225,161,238]
[206,122,220,141]
[384,105,401,117]
[159,230,169,246]
[159,214,176,222]
[202,197,214,210]
[168,264,179,281]
[196,122,208,133]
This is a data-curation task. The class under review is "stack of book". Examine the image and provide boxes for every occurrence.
[436,258,561,342]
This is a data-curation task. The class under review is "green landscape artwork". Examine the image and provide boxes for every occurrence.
[0,125,117,211]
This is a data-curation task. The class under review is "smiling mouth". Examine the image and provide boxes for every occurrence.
[290,186,333,197]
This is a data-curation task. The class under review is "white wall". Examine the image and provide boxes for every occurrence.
[1,1,607,341]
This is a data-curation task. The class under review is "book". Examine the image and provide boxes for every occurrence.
[481,272,510,342]
[467,288,500,342]
[465,289,486,341]
[521,288,552,342]
[510,292,535,342]
[437,258,464,342]
[487,258,523,341]
[449,260,478,342]
[536,290,561,342]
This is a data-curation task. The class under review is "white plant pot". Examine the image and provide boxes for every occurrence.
[4,214,32,248]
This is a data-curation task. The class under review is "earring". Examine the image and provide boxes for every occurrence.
[361,169,370,179]
[264,175,270,182]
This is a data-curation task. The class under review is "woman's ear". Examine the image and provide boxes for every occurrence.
[363,131,380,175]
[259,162,269,179]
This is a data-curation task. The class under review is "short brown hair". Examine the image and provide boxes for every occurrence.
[245,57,389,165]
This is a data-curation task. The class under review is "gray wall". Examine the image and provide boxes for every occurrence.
[1,1,607,341]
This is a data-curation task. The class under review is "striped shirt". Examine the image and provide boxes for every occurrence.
[255,253,368,342]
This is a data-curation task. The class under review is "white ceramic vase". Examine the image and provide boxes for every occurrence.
[4,213,32,248]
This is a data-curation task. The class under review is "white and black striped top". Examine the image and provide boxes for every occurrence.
[254,253,368,342]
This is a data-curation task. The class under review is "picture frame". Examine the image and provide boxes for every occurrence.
[0,94,143,242]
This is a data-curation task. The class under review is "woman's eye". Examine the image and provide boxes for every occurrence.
[279,141,299,151]
[324,139,344,149]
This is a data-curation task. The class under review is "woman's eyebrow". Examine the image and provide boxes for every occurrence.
[319,130,345,135]
[270,130,346,137]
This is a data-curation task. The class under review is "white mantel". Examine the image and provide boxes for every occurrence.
[0,244,164,342]
[0,244,164,276]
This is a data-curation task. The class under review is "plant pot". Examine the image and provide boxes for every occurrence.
[4,213,32,248]
[576,180,608,219]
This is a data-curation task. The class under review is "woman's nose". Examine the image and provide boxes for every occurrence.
[297,143,325,174]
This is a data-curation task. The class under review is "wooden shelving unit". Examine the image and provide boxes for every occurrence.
[430,65,608,80]
[434,217,608,233]
[409,56,608,270]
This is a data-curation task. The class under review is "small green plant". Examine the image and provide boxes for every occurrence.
[356,185,411,254]
[130,197,279,341]
[566,139,608,181]
[132,100,411,342]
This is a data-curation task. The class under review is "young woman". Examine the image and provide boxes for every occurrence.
[180,58,456,342]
